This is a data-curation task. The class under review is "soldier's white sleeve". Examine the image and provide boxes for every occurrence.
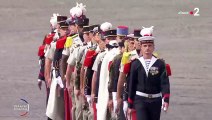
[62,47,70,56]
[44,44,50,54]
[92,54,101,71]
[80,47,88,65]
[44,47,50,57]
[92,51,107,71]
[76,46,86,62]
[45,42,56,60]
[67,47,77,66]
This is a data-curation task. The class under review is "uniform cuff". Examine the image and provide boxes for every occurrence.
[163,94,170,103]
[128,98,133,109]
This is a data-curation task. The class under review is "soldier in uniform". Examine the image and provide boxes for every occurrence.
[90,22,112,120]
[58,3,89,120]
[65,6,90,119]
[128,26,170,120]
[38,13,59,120]
[91,22,113,103]
[116,29,141,120]
[44,15,67,120]
[44,15,67,89]
[81,25,101,120]
[51,20,69,119]
[38,13,59,91]
[108,26,129,120]
[80,24,99,98]
[65,19,83,120]
[97,29,120,120]
[63,18,89,119]
[37,38,49,106]
[79,25,91,95]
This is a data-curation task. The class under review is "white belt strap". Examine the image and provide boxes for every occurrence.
[52,69,64,88]
[136,91,162,98]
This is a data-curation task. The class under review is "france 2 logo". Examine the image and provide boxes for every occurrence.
[178,7,200,16]
[191,8,200,16]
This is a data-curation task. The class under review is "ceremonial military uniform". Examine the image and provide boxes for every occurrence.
[46,16,68,120]
[118,29,141,120]
[61,17,89,120]
[38,44,49,104]
[128,27,170,120]
[92,22,112,104]
[44,33,58,120]
[67,34,84,120]
[65,12,90,119]
[120,49,138,120]
[52,34,67,120]
[97,29,120,120]
[39,14,59,120]
[84,25,99,97]
[81,25,101,120]
[92,50,106,101]
[108,26,128,120]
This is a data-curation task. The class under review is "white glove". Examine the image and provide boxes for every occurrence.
[161,98,168,111]
[86,95,92,106]
[38,59,41,66]
[123,101,128,117]
[112,92,117,113]
[56,76,64,88]
[52,70,64,88]
[96,103,98,110]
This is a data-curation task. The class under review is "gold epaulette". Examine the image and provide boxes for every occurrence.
[121,52,130,65]
[65,36,73,48]
[64,34,79,48]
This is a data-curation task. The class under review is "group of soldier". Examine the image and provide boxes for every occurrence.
[37,3,171,120]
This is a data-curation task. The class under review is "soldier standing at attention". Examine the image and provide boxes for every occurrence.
[108,26,128,120]
[128,26,170,120]
[45,15,67,120]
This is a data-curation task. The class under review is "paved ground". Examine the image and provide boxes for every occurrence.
[0,0,212,120]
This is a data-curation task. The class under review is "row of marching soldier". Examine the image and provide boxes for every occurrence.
[37,2,172,120]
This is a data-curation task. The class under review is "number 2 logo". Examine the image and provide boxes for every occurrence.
[194,8,200,16]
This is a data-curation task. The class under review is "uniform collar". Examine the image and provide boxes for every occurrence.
[139,55,158,76]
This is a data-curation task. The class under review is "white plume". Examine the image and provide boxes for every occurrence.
[70,7,82,18]
[70,7,75,17]
[50,13,59,28]
[77,2,86,14]
[140,26,154,36]
[100,22,112,32]
[74,7,83,17]
[70,3,86,18]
